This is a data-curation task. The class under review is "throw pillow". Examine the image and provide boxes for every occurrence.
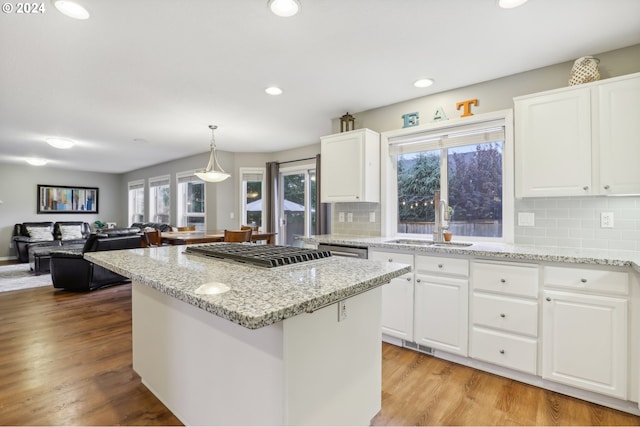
[26,226,54,241]
[60,225,84,240]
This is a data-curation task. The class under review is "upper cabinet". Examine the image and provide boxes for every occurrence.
[320,128,380,203]
[514,72,640,197]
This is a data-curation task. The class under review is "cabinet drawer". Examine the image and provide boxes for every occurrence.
[544,266,628,295]
[472,293,538,337]
[472,261,539,298]
[415,255,468,277]
[471,327,537,375]
[369,251,414,269]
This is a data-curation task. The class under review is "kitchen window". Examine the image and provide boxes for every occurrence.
[381,110,514,242]
[127,180,145,225]
[149,175,171,225]
[176,172,205,231]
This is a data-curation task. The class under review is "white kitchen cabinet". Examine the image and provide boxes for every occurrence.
[597,76,640,195]
[368,250,414,342]
[542,266,628,399]
[470,260,539,374]
[320,128,380,202]
[515,72,640,197]
[413,255,469,356]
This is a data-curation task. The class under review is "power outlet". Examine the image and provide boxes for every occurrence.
[338,212,345,222]
[601,212,614,228]
[517,212,535,227]
[369,212,376,222]
[338,300,347,322]
[347,213,353,222]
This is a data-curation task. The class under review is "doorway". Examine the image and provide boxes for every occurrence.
[279,165,316,246]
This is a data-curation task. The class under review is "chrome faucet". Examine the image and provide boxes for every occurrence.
[433,190,449,243]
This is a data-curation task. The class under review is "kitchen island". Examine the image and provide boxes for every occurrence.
[85,244,410,426]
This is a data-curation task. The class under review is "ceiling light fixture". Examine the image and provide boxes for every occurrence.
[195,125,231,183]
[497,0,528,9]
[268,0,300,17]
[26,158,48,166]
[265,86,283,95]
[413,78,434,88]
[52,0,90,19]
[46,137,75,149]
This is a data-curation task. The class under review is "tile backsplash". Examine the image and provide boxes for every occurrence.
[514,196,640,251]
[330,197,640,251]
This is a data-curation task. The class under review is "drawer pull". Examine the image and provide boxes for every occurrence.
[388,258,393,262]
[500,313,506,318]
[416,279,421,283]
[499,349,505,354]
[438,264,444,269]
[546,297,551,302]
[580,278,587,283]
[406,277,411,282]
[583,186,589,191]
[604,185,610,190]
[500,278,506,283]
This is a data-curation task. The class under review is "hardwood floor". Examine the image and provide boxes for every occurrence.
[0,277,639,426]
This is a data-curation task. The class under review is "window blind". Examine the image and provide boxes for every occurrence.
[149,177,170,187]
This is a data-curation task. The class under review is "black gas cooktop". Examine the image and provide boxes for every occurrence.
[184,243,333,268]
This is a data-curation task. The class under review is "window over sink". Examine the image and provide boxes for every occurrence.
[381,110,514,242]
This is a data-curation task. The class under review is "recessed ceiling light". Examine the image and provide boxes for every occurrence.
[413,78,434,88]
[268,0,300,17]
[26,158,48,166]
[265,86,283,95]
[53,0,90,19]
[46,137,75,149]
[497,0,528,9]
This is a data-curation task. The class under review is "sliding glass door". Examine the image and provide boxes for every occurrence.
[279,165,315,246]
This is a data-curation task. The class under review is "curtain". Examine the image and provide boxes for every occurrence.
[315,154,330,235]
[265,161,279,233]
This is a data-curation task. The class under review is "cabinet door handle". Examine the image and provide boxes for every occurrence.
[546,297,551,301]
[604,185,610,190]
[580,278,587,283]
[500,313,506,318]
[499,349,505,354]
[583,186,589,191]
[500,278,506,283]
[388,258,393,262]
[406,277,411,282]
[437,264,444,269]
[416,278,421,283]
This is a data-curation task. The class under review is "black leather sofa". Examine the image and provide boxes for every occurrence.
[12,221,91,263]
[50,229,144,291]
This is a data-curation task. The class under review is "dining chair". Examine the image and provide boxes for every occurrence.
[241,224,259,232]
[177,226,196,231]
[143,229,163,247]
[224,229,252,243]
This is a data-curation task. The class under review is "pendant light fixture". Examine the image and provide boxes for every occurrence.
[195,125,231,183]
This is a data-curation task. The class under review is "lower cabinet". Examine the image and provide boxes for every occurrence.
[368,250,415,342]
[470,260,539,374]
[414,273,468,356]
[542,265,629,399]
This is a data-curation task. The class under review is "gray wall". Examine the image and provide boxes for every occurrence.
[0,163,122,259]
[331,44,640,249]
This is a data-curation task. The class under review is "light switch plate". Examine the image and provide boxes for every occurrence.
[347,213,353,223]
[518,212,535,227]
[369,212,376,222]
[338,212,345,222]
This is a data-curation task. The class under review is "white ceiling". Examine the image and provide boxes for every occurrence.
[1,0,639,174]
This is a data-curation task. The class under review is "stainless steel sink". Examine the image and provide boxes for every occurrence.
[385,239,473,248]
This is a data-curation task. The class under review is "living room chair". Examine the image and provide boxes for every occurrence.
[224,229,252,243]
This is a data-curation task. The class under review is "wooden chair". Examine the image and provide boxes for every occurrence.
[224,229,252,243]
[177,226,196,231]
[241,224,259,232]
[143,229,162,247]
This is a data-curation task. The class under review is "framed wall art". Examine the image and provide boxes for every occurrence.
[37,184,99,214]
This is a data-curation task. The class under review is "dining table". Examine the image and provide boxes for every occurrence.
[161,230,277,245]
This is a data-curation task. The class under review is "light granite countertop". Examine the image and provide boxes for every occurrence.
[84,245,411,329]
[298,235,640,274]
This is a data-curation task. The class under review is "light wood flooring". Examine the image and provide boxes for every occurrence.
[0,266,639,425]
